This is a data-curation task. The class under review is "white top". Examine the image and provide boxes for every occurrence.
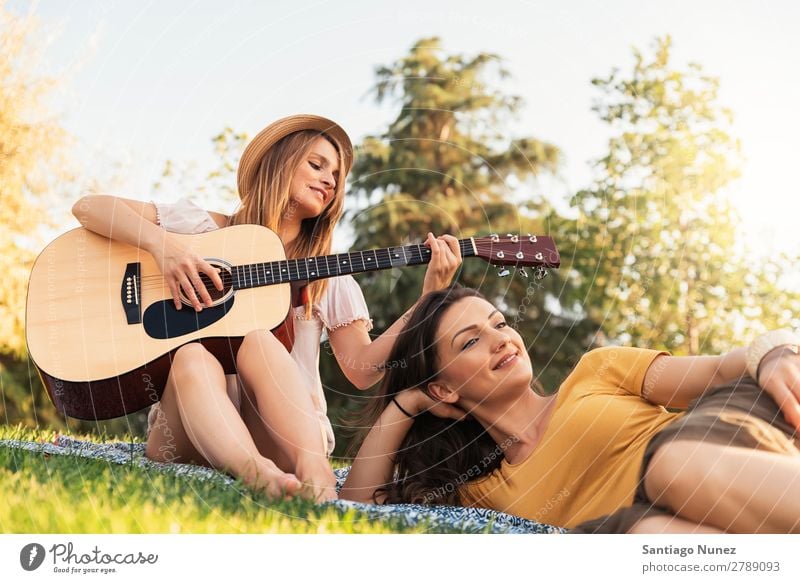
[149,197,373,455]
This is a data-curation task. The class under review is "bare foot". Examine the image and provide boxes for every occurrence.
[240,457,303,500]
[294,458,338,503]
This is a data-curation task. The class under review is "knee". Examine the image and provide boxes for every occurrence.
[171,343,216,384]
[643,441,707,511]
[237,330,279,368]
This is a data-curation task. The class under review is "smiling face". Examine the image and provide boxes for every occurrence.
[428,296,534,407]
[288,136,341,220]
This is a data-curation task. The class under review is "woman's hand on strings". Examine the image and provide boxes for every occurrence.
[151,234,224,311]
[757,347,800,431]
[422,232,462,295]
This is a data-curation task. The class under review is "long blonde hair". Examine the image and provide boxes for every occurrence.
[228,130,347,317]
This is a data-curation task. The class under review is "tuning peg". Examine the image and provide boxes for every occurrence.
[519,268,528,278]
[534,266,548,280]
[497,267,510,278]
[490,233,499,242]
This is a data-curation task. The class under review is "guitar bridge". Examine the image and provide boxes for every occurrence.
[122,262,142,324]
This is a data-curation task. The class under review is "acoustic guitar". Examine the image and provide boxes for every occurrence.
[25,226,559,420]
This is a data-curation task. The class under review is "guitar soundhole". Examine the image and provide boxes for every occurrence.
[179,261,233,307]
[197,268,232,302]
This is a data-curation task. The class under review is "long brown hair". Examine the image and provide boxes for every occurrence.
[347,286,508,506]
[228,130,347,316]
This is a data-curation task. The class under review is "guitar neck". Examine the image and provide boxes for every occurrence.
[230,239,477,290]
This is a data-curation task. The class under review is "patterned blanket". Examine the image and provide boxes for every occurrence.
[0,436,564,534]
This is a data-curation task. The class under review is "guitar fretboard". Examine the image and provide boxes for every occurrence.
[231,239,476,289]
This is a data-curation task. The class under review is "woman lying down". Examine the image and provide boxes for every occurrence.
[339,287,800,533]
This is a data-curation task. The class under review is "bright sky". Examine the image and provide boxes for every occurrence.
[16,0,800,256]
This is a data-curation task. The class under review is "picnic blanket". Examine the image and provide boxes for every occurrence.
[0,435,564,534]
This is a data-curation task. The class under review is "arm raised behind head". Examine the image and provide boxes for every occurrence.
[339,388,466,503]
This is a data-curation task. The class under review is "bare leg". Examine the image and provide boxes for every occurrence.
[145,343,302,499]
[645,441,800,533]
[236,330,337,502]
[629,514,725,534]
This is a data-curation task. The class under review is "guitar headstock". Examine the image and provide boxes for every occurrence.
[471,233,560,268]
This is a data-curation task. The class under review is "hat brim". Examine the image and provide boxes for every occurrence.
[237,114,353,200]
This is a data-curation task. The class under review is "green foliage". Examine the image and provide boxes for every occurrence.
[0,3,75,429]
[0,3,70,357]
[325,36,588,420]
[554,36,800,355]
[0,426,473,533]
[6,20,798,455]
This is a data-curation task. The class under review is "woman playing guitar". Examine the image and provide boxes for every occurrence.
[70,114,462,502]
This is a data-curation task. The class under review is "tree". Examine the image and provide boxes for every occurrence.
[556,36,799,356]
[348,36,563,307]
[1,2,72,427]
[322,37,592,440]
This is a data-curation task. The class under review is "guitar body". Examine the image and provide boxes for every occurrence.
[26,225,293,420]
[26,225,560,421]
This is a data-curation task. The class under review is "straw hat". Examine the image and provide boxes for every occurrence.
[236,114,353,200]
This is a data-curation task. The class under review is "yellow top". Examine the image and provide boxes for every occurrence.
[461,346,682,528]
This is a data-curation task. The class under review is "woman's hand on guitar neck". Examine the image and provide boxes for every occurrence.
[422,233,462,295]
[151,233,224,311]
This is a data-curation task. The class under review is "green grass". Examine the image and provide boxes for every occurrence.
[0,425,464,534]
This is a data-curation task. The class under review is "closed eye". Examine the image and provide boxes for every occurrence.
[309,161,321,170]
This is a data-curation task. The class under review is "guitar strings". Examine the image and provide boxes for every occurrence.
[135,240,551,282]
[135,242,551,288]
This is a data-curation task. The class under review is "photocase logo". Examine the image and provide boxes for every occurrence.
[20,543,46,571]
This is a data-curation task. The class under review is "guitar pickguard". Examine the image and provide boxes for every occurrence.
[142,295,236,339]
